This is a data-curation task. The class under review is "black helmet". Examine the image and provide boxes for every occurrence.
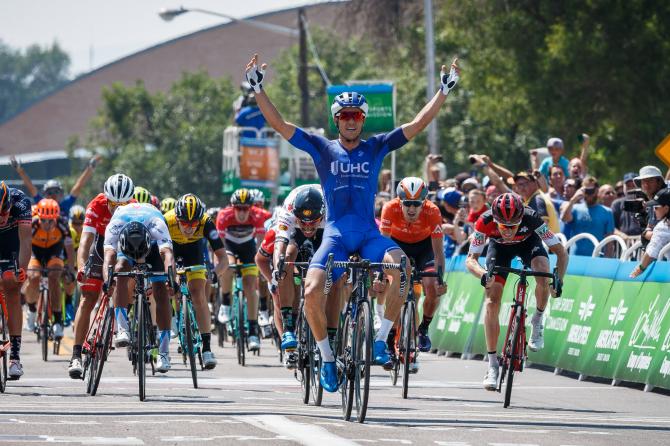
[293,187,325,222]
[119,221,151,261]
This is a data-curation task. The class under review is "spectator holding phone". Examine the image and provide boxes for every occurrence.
[561,176,615,256]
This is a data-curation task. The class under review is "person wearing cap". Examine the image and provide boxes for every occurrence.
[510,171,560,233]
[461,177,480,194]
[9,154,101,216]
[635,165,668,244]
[435,187,466,257]
[598,184,617,208]
[538,137,569,179]
[630,188,670,278]
[611,172,644,237]
[561,176,615,256]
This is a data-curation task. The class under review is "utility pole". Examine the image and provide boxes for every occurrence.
[298,8,309,127]
[424,0,438,155]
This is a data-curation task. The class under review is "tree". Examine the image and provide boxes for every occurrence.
[68,71,238,206]
[0,40,71,123]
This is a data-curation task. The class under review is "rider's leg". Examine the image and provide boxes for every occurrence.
[304,268,330,359]
[375,248,411,343]
[484,281,504,366]
[279,245,298,334]
[531,255,550,314]
[187,277,211,350]
[4,278,23,359]
[46,258,64,323]
[242,268,259,336]
[25,258,41,306]
[152,282,172,353]
[112,258,131,333]
[419,276,440,332]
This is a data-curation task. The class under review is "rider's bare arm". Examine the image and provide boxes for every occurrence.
[465,252,486,278]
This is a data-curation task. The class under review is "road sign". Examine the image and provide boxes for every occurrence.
[654,134,670,167]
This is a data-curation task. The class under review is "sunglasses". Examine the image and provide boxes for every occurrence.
[496,222,520,230]
[337,110,365,122]
[40,218,57,225]
[234,205,251,211]
[108,200,130,209]
[45,188,63,196]
[584,188,597,195]
[402,200,423,208]
[178,219,199,228]
[299,216,323,227]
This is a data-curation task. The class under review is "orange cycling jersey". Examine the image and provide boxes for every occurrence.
[380,198,443,244]
[31,216,71,249]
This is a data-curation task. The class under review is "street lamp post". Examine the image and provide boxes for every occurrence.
[159,6,313,127]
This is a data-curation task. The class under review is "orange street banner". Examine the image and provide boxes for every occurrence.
[239,137,279,188]
[655,134,670,168]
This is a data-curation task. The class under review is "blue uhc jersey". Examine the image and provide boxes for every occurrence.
[288,127,408,231]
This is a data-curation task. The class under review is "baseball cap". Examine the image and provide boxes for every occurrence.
[461,178,480,192]
[510,171,535,184]
[634,166,664,186]
[623,172,637,183]
[647,188,670,207]
[546,137,564,149]
[436,187,462,208]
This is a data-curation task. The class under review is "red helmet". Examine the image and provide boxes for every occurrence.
[491,193,524,225]
[36,198,60,220]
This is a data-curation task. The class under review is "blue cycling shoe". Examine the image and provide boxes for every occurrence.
[320,361,339,392]
[281,331,298,350]
[418,331,432,352]
[373,340,390,365]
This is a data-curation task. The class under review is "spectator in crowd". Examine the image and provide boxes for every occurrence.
[630,188,670,278]
[563,177,582,201]
[598,184,617,208]
[614,180,625,198]
[378,169,393,199]
[509,171,560,233]
[424,154,446,187]
[536,137,569,179]
[611,174,644,237]
[10,154,101,216]
[467,189,487,224]
[435,187,461,221]
[435,187,466,257]
[561,176,615,256]
[485,184,500,204]
[635,165,668,246]
[548,165,567,200]
[461,178,480,194]
[569,157,586,180]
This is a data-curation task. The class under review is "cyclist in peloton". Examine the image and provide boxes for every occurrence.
[64,205,86,325]
[164,194,229,369]
[249,189,273,337]
[0,181,31,379]
[246,52,460,391]
[25,199,75,342]
[465,193,568,390]
[379,177,447,371]
[102,202,175,373]
[256,185,327,369]
[68,174,135,379]
[216,188,267,351]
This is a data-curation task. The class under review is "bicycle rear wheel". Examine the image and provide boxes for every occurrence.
[353,300,372,423]
[504,305,522,408]
[307,327,323,406]
[0,300,8,393]
[338,312,354,421]
[40,290,49,362]
[90,307,114,396]
[296,309,310,405]
[401,301,416,399]
[183,296,198,389]
[137,297,147,402]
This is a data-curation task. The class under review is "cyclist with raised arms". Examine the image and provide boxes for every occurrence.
[246,53,460,391]
[0,181,32,379]
[379,177,447,366]
[465,193,568,390]
[68,174,135,379]
[164,194,229,368]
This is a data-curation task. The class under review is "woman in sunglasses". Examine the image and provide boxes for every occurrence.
[465,193,567,391]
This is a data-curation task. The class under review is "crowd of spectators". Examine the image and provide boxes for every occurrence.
[375,135,670,260]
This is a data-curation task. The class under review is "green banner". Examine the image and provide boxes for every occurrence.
[326,84,395,133]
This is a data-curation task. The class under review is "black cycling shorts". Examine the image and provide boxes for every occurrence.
[0,227,20,268]
[485,233,548,282]
[224,238,257,264]
[84,234,105,281]
[392,236,435,271]
[174,241,206,268]
[32,244,64,265]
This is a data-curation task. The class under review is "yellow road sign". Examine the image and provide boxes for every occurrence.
[655,134,670,167]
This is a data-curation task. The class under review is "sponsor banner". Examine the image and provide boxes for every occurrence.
[326,83,395,133]
[239,137,279,186]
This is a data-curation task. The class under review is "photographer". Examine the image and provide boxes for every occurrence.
[630,189,670,278]
[611,173,643,237]
[634,166,668,245]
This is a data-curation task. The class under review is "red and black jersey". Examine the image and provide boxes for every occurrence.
[258,227,276,258]
[216,206,267,244]
[469,207,560,255]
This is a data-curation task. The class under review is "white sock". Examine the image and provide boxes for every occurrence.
[159,330,171,354]
[316,337,335,362]
[375,303,385,319]
[375,318,394,342]
[532,309,544,326]
[114,307,129,332]
[488,352,498,367]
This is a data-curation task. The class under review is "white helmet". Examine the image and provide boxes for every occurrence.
[396,177,428,201]
[104,174,134,203]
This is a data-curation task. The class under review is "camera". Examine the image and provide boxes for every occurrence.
[623,189,649,226]
[458,195,469,209]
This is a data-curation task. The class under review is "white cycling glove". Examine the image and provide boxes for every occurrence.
[440,65,459,96]
[245,63,266,93]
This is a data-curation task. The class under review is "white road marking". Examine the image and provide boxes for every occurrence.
[569,431,611,435]
[161,435,290,442]
[238,414,358,446]
[0,435,143,445]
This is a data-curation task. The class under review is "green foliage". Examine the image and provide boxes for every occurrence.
[68,71,238,206]
[0,40,71,123]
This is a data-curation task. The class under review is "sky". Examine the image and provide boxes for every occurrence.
[1,0,322,77]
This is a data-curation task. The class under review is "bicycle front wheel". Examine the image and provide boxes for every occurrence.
[137,297,147,402]
[353,300,372,423]
[504,305,522,408]
[90,307,114,396]
[235,296,245,366]
[0,300,8,392]
[308,326,323,406]
[183,296,198,389]
[40,291,49,362]
[337,312,354,421]
[402,301,416,399]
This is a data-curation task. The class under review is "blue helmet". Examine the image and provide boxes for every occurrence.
[330,92,369,120]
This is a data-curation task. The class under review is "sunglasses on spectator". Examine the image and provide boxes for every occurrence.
[337,110,365,122]
[584,188,597,195]
[177,219,199,228]
[496,222,520,230]
[234,205,251,211]
[402,200,423,208]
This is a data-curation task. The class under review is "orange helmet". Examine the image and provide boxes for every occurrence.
[36,198,60,220]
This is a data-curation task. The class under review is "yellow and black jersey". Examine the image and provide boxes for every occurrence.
[164,209,224,250]
[69,223,82,250]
